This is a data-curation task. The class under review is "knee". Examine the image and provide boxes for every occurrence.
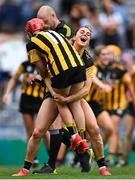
[88,126,100,137]
[106,126,113,137]
[32,128,44,140]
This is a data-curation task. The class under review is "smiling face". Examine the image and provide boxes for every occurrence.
[75,27,91,48]
[99,48,111,66]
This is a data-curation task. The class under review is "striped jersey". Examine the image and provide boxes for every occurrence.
[15,61,44,99]
[27,30,84,78]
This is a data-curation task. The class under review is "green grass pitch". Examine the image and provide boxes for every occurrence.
[0,165,135,179]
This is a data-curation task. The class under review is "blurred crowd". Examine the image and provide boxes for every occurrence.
[0,0,135,47]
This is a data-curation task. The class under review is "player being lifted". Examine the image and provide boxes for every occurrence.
[12,18,89,176]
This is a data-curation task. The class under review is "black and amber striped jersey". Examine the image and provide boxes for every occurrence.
[82,50,96,78]
[15,61,44,99]
[26,21,73,97]
[85,65,106,103]
[86,64,128,111]
[43,50,95,95]
[27,30,84,78]
[102,65,128,111]
[55,20,74,39]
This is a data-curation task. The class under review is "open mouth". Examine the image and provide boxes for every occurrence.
[80,37,87,42]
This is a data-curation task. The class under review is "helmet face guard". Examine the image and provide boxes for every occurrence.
[25,18,45,37]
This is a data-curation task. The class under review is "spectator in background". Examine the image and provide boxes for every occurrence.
[112,0,128,49]
[79,0,101,49]
[113,0,128,27]
[20,0,35,26]
[0,0,22,32]
[68,3,82,33]
[131,23,135,48]
[98,0,123,47]
[60,0,77,16]
[127,22,135,49]
[20,0,44,27]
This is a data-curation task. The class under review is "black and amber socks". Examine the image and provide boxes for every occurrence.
[78,128,86,139]
[24,161,32,170]
[66,122,78,137]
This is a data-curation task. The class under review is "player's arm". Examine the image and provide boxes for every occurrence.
[82,51,111,92]
[54,56,95,103]
[88,63,112,92]
[66,77,92,103]
[68,65,96,100]
[2,64,24,104]
[92,76,112,92]
[44,74,58,97]
[33,58,60,97]
[54,66,94,103]
[34,59,49,85]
